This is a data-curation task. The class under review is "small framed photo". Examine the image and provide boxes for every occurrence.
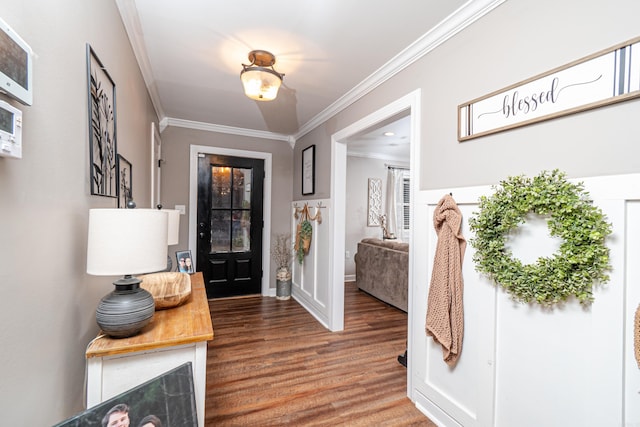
[302,144,315,195]
[176,250,194,273]
[117,154,133,208]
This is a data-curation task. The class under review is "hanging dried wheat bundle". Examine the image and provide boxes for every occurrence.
[272,233,293,271]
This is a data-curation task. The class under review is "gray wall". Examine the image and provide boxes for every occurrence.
[158,126,293,290]
[294,0,640,195]
[294,124,333,198]
[1,0,638,425]
[0,1,158,425]
[344,156,388,276]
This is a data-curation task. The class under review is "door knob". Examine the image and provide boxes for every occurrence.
[199,232,205,238]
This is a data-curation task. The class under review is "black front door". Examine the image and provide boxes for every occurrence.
[197,153,264,298]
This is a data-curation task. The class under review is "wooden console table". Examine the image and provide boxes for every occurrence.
[86,272,213,427]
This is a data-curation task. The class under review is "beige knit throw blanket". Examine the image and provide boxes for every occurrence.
[635,304,640,368]
[426,194,466,367]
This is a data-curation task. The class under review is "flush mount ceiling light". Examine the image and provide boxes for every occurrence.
[240,50,284,101]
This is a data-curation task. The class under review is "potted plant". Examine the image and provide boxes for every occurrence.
[272,233,293,300]
[295,219,313,264]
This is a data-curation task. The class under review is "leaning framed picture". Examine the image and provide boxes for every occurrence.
[53,362,197,427]
[302,144,315,195]
[117,154,133,208]
[87,44,117,198]
[176,250,194,273]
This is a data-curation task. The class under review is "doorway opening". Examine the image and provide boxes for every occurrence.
[329,89,421,390]
[197,153,265,298]
[189,145,273,296]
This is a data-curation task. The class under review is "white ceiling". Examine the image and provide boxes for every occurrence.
[347,113,412,163]
[116,0,470,159]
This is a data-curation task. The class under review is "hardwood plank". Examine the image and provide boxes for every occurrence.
[205,282,435,426]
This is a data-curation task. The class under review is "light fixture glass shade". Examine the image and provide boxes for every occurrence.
[87,209,168,275]
[241,68,282,101]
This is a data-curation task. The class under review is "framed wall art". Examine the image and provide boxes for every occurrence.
[87,44,117,198]
[117,154,132,208]
[458,36,640,141]
[302,144,315,195]
[367,178,382,226]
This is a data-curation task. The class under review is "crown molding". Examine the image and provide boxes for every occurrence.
[115,0,166,121]
[117,0,505,146]
[165,118,291,143]
[293,0,506,141]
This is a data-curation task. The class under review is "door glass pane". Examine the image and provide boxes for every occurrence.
[232,210,251,252]
[211,211,231,253]
[232,168,252,209]
[212,166,231,209]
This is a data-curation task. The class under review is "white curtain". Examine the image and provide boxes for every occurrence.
[385,167,405,238]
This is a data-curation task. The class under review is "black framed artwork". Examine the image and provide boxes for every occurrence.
[53,362,197,427]
[302,144,315,195]
[117,154,132,208]
[87,44,117,198]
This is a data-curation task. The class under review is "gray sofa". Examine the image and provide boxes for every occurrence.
[354,238,409,312]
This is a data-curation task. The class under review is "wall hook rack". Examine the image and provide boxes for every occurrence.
[294,202,324,224]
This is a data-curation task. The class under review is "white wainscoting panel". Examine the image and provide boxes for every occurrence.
[493,198,624,426]
[411,187,497,427]
[410,174,640,427]
[625,200,640,423]
[292,199,331,328]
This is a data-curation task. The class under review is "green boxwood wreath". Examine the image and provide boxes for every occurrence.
[468,170,612,305]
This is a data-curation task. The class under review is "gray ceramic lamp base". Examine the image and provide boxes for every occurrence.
[96,275,155,338]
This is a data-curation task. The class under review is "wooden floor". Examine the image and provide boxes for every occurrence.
[205,282,435,426]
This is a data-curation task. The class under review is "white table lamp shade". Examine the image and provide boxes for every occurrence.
[162,209,180,246]
[87,209,168,276]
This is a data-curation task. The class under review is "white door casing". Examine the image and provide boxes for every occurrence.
[328,91,421,404]
[151,122,162,207]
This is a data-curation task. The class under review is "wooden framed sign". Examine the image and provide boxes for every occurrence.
[458,36,640,141]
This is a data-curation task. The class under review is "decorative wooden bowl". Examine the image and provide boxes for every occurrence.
[138,272,192,310]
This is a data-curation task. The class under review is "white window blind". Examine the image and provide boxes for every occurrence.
[402,177,410,230]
